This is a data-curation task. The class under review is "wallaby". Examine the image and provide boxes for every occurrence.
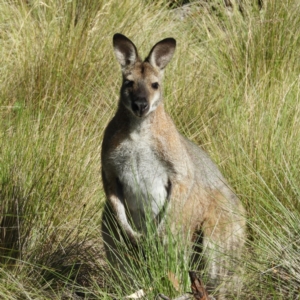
[101,33,246,299]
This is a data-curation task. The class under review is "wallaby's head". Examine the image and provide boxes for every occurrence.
[113,33,176,118]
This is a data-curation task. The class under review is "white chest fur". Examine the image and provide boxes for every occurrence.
[111,131,169,232]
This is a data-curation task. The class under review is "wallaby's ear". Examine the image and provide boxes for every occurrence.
[113,33,138,68]
[146,38,176,70]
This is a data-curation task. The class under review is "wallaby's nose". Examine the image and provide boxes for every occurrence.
[132,99,149,116]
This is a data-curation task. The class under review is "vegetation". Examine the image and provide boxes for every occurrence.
[0,0,299,298]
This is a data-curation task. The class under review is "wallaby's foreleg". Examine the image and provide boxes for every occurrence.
[102,171,142,245]
[101,202,141,280]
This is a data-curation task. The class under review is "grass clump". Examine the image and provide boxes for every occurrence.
[0,0,299,298]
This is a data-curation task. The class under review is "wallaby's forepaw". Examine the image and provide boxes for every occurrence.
[157,220,166,237]
[129,231,143,246]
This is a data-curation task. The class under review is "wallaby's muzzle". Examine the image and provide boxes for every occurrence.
[132,97,149,117]
[131,84,150,117]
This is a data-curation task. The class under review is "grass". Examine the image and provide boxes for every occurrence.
[0,0,299,298]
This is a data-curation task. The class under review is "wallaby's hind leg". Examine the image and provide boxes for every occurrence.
[201,193,245,299]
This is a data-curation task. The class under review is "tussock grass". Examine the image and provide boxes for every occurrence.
[0,0,299,298]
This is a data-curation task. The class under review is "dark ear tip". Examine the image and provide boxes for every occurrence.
[113,33,124,39]
[113,33,131,46]
[113,33,124,43]
[164,37,176,47]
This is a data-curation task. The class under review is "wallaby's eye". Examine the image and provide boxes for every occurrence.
[151,82,159,89]
[124,80,134,88]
